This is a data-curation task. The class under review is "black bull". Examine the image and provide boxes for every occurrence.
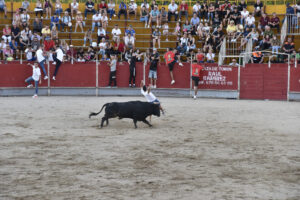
[89,101,161,128]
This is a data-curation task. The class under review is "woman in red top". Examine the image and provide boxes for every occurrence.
[2,25,11,43]
[196,48,205,63]
[191,60,204,99]
[98,0,108,13]
[179,0,188,21]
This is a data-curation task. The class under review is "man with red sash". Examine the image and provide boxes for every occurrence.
[191,60,204,99]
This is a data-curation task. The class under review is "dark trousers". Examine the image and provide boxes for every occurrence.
[53,56,62,77]
[109,71,116,86]
[168,11,178,21]
[118,9,127,19]
[129,67,135,85]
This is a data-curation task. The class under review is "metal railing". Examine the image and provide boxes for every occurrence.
[218,37,226,66]
[286,14,300,35]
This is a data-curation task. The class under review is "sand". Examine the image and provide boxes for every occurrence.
[0,96,299,200]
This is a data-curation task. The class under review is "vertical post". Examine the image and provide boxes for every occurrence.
[96,56,99,97]
[189,54,193,98]
[47,60,50,96]
[20,51,22,64]
[287,58,290,102]
[238,63,241,100]
[71,48,74,65]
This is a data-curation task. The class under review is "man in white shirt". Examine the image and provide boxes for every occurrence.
[97,26,106,44]
[245,12,255,29]
[99,38,107,60]
[192,1,201,16]
[111,24,122,41]
[21,10,30,28]
[168,0,178,22]
[124,33,135,49]
[36,45,48,79]
[92,12,101,32]
[52,46,64,80]
[25,62,41,98]
[240,7,249,25]
[127,0,137,19]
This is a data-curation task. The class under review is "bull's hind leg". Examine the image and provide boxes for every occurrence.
[106,119,109,126]
[100,116,107,128]
[133,119,137,129]
[142,119,152,127]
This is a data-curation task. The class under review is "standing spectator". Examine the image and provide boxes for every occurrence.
[97,26,106,44]
[124,33,135,50]
[128,49,136,87]
[92,12,101,32]
[52,46,64,80]
[258,13,270,32]
[162,22,169,41]
[111,24,121,41]
[140,6,149,27]
[271,35,280,54]
[50,14,60,31]
[108,55,117,87]
[75,11,85,32]
[44,0,52,19]
[206,49,215,63]
[71,0,79,19]
[152,28,161,49]
[2,25,11,43]
[0,0,7,18]
[286,3,297,33]
[36,45,48,79]
[118,1,127,19]
[61,11,72,32]
[149,52,159,88]
[283,38,295,55]
[54,0,63,16]
[191,60,204,99]
[85,0,96,20]
[107,0,116,20]
[98,0,108,13]
[33,18,43,33]
[34,0,43,18]
[254,0,264,17]
[179,0,188,22]
[168,0,178,22]
[25,63,42,98]
[84,29,93,47]
[269,12,280,32]
[128,0,137,20]
[148,5,160,28]
[20,10,30,28]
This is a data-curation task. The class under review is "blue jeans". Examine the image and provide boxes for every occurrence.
[39,59,47,76]
[84,37,92,46]
[85,9,96,18]
[50,23,60,31]
[272,46,280,54]
[99,49,105,59]
[107,9,115,19]
[55,8,63,16]
[207,60,214,63]
[25,77,39,95]
[92,22,100,31]
[140,16,148,22]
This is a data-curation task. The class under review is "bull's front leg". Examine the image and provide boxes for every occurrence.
[142,119,152,127]
[133,119,137,129]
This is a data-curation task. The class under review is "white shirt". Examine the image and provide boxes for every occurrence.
[36,49,45,63]
[32,66,41,81]
[56,48,64,62]
[128,3,137,10]
[141,3,150,10]
[71,2,79,9]
[0,42,6,50]
[141,89,157,102]
[246,16,255,25]
[168,3,178,12]
[25,48,33,60]
[241,10,249,18]
[21,14,30,22]
[206,53,215,60]
[99,42,106,49]
[97,28,106,36]
[101,15,108,22]
[92,14,101,22]
[193,4,201,12]
[108,3,115,10]
[112,28,121,36]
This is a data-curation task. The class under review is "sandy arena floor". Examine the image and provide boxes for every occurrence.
[0,96,299,200]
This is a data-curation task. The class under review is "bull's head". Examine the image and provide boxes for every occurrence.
[152,104,161,117]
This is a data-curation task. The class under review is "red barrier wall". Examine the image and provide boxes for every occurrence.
[290,65,300,92]
[240,64,288,100]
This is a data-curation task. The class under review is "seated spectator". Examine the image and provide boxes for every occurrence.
[54,0,63,16]
[20,10,30,28]
[196,48,205,63]
[33,0,43,18]
[33,18,43,33]
[206,49,215,63]
[148,5,160,28]
[77,47,85,61]
[44,0,52,19]
[238,27,251,49]
[92,12,101,32]
[192,1,201,17]
[258,13,269,32]
[152,28,161,48]
[2,25,11,43]
[190,13,200,30]
[21,26,32,39]
[31,36,40,52]
[61,11,72,32]
[0,39,6,53]
[283,38,295,54]
[50,14,60,31]
[150,0,157,11]
[84,29,93,47]
[114,38,125,58]
[168,0,178,22]
[227,21,237,41]
[85,0,96,20]
[125,25,135,37]
[179,0,188,22]
[260,35,271,50]
[20,0,30,13]
[98,0,108,14]
[9,38,19,59]
[51,26,58,40]
[107,0,116,20]
[240,7,249,26]
[66,45,76,61]
[270,35,280,54]
[202,22,211,37]
[212,26,225,48]
[187,33,196,53]
[25,46,36,61]
[207,3,215,22]
[99,38,107,60]
[269,12,280,32]
[235,24,244,41]
[75,11,85,32]
[97,26,106,44]
[212,13,221,29]
[41,25,51,40]
[230,7,241,25]
[203,34,213,53]
[263,26,273,38]
[141,0,150,13]
[118,1,127,19]
[13,9,21,27]
[254,0,264,17]
[251,51,264,63]
[229,59,240,67]
[183,20,192,34]
[84,47,96,61]
[177,33,188,55]
[196,23,204,38]
[162,22,169,41]
[31,32,41,42]
[140,6,149,27]
[127,0,137,20]
[11,23,21,42]
[71,0,79,19]
[160,7,168,26]
[43,37,55,52]
[245,12,255,29]
[200,1,208,22]
[101,12,108,30]
[0,0,7,18]
[124,33,135,50]
[3,45,14,63]
[238,0,247,12]
[60,39,69,53]
[111,24,121,41]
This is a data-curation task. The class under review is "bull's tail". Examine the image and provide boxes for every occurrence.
[89,103,109,118]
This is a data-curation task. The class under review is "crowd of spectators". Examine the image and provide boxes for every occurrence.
[0,0,299,66]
